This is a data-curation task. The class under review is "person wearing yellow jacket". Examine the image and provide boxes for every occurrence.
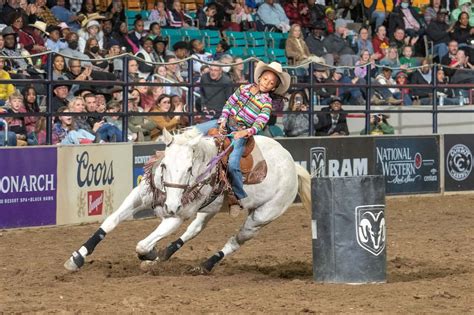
[364,0,394,28]
[0,58,15,106]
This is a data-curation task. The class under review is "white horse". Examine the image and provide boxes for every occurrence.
[64,128,311,273]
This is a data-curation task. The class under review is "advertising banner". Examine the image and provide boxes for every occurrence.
[132,143,165,188]
[0,147,57,229]
[56,144,132,225]
[444,135,474,191]
[277,137,375,177]
[375,137,440,195]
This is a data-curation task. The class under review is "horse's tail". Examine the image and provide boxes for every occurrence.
[295,163,311,212]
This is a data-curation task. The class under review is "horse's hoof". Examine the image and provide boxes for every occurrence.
[137,249,158,261]
[140,260,157,273]
[64,251,84,272]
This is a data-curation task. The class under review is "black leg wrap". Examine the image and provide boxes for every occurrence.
[202,251,224,272]
[83,228,106,255]
[138,248,158,261]
[158,238,184,261]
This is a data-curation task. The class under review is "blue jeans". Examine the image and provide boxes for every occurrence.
[371,11,386,29]
[97,123,123,142]
[434,43,449,60]
[196,119,248,200]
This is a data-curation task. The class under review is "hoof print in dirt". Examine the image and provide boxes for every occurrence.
[186,265,211,276]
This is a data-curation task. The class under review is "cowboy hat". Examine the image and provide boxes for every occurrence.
[254,61,291,95]
[29,21,49,35]
[81,13,106,27]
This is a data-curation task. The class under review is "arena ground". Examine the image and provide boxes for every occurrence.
[0,194,473,313]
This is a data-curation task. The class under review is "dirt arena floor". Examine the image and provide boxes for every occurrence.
[1,194,473,313]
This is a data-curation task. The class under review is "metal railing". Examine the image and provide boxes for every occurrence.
[0,52,473,144]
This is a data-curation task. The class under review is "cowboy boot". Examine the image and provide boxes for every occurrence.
[228,193,243,218]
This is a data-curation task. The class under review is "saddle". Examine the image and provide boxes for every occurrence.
[208,128,267,185]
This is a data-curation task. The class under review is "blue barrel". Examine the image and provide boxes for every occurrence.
[312,176,386,283]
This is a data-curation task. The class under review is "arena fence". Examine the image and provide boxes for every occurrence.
[1,133,474,229]
[0,52,473,144]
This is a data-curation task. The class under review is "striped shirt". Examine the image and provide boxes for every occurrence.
[219,84,272,135]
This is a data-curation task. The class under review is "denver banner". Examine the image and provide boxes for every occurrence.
[56,144,132,225]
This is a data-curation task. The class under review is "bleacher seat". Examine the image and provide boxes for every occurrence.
[227,31,247,47]
[183,29,204,42]
[202,30,221,47]
[228,46,247,57]
[268,48,287,65]
[161,29,184,47]
[125,10,141,30]
[266,32,288,49]
[247,32,266,47]
[247,47,269,62]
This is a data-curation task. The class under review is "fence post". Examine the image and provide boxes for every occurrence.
[46,53,53,144]
[249,59,255,83]
[309,62,314,136]
[365,63,372,135]
[187,58,194,126]
[432,63,438,134]
[121,54,129,142]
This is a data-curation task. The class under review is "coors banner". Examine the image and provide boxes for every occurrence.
[56,144,132,225]
[375,137,440,194]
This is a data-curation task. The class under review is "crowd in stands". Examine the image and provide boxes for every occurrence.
[0,0,472,145]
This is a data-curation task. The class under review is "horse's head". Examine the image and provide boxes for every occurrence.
[160,128,202,216]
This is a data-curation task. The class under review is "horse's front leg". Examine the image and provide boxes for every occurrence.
[135,217,183,261]
[64,186,149,271]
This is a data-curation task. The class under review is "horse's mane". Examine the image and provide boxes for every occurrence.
[172,127,202,145]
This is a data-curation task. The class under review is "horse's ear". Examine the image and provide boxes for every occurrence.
[188,134,202,147]
[162,128,173,146]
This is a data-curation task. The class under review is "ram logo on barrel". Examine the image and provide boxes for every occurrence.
[355,205,386,256]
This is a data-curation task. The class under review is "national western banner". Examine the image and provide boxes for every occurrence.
[56,144,132,225]
[132,143,165,188]
[0,147,57,228]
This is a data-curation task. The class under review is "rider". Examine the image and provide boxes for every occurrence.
[197,61,290,212]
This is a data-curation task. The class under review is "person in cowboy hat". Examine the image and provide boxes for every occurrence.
[196,61,291,210]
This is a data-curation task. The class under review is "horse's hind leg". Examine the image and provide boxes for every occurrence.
[199,199,292,273]
[156,211,218,262]
[64,186,148,271]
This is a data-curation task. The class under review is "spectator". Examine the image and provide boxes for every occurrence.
[152,37,170,63]
[257,0,290,33]
[283,90,310,137]
[60,32,92,66]
[360,113,395,135]
[149,93,185,140]
[148,1,169,27]
[315,97,349,136]
[389,0,427,40]
[78,18,104,53]
[373,67,404,104]
[84,37,108,71]
[307,0,326,28]
[213,40,230,60]
[5,91,28,146]
[197,4,218,30]
[190,39,213,76]
[372,25,390,59]
[45,25,68,53]
[13,16,47,56]
[35,0,60,26]
[322,8,336,35]
[334,68,366,105]
[68,95,86,113]
[129,16,147,49]
[312,64,332,105]
[284,0,310,29]
[53,106,95,144]
[135,37,157,80]
[104,100,123,131]
[441,39,459,77]
[1,26,30,73]
[450,49,474,101]
[426,9,450,60]
[424,0,443,25]
[200,63,234,114]
[436,67,462,105]
[128,59,140,82]
[105,0,125,26]
[354,49,376,79]
[450,0,474,27]
[305,21,335,65]
[52,54,68,79]
[230,57,249,84]
[450,12,473,48]
[21,86,40,134]
[395,71,413,105]
[1,0,37,25]
[52,79,71,112]
[128,89,156,142]
[112,21,139,54]
[168,0,193,28]
[231,1,254,31]
[164,56,185,98]
[356,26,375,55]
[380,45,405,77]
[0,58,15,106]
[51,0,83,31]
[390,27,411,55]
[79,0,97,18]
[286,24,325,66]
[101,17,115,48]
[399,45,418,72]
[363,0,394,29]
[323,20,358,66]
[172,41,190,81]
